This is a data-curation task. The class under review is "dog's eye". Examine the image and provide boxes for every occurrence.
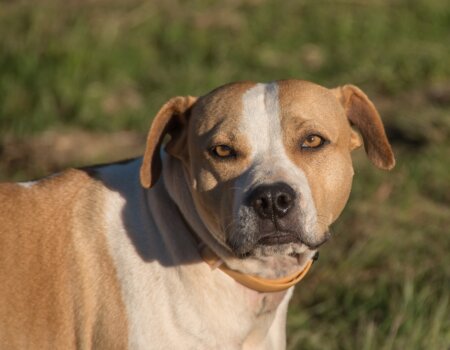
[301,134,326,149]
[211,145,236,158]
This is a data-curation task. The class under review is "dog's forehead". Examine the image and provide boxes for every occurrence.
[191,81,257,134]
[277,80,344,123]
[192,80,344,134]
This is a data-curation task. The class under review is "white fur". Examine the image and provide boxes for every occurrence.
[18,181,38,188]
[236,83,318,240]
[18,172,62,188]
[99,159,288,349]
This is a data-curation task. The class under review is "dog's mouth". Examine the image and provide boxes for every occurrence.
[257,231,300,246]
[226,226,331,258]
[256,230,331,249]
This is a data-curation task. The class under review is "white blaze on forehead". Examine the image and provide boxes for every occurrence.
[240,83,281,158]
[240,82,295,176]
[237,82,318,238]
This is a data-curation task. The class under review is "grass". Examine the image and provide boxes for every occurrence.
[288,148,450,349]
[1,0,449,136]
[1,0,449,348]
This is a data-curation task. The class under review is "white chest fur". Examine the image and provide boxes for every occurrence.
[98,159,290,349]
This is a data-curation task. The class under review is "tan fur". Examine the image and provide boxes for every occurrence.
[186,82,260,248]
[0,170,128,349]
[188,81,257,184]
[277,80,356,229]
[140,82,259,256]
[140,96,198,188]
[332,84,395,169]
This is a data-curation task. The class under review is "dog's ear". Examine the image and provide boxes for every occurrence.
[332,84,395,170]
[140,96,197,188]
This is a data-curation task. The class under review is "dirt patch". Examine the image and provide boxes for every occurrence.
[0,129,146,181]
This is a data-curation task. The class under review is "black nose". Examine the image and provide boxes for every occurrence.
[248,183,296,219]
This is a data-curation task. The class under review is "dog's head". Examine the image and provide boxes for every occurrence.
[140,80,394,260]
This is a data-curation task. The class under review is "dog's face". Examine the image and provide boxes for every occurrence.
[140,80,394,260]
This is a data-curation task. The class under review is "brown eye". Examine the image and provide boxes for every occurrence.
[301,134,326,149]
[211,145,236,158]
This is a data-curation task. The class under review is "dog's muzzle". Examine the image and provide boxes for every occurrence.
[246,182,301,245]
[248,182,296,219]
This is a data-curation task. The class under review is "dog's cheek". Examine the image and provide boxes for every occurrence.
[190,170,235,242]
[191,188,223,236]
[317,153,354,224]
[195,168,219,192]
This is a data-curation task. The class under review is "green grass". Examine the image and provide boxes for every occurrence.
[1,0,449,135]
[1,0,449,348]
[288,148,450,349]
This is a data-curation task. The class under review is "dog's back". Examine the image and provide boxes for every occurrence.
[0,170,128,349]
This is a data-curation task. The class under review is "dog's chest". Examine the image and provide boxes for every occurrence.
[245,288,288,317]
[97,160,289,348]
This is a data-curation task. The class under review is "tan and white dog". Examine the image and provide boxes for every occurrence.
[0,80,395,349]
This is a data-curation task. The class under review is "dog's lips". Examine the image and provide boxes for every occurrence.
[257,231,300,246]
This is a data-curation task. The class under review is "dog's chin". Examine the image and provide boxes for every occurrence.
[250,241,310,258]
[227,228,330,259]
[229,238,311,259]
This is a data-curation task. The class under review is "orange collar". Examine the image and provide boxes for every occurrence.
[200,245,314,293]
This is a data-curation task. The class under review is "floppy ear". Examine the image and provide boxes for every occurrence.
[333,84,395,170]
[140,96,197,188]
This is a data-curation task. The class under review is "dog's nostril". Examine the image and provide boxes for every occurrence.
[273,192,293,217]
[276,194,291,210]
[253,196,271,216]
[259,197,270,210]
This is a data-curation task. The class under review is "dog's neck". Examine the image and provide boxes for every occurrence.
[160,153,315,280]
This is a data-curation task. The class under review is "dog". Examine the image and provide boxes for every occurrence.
[0,80,395,349]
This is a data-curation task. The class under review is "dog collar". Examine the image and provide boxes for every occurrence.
[200,245,314,293]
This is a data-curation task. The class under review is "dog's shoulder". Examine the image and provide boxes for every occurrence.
[0,167,129,349]
[0,169,103,256]
[0,168,100,209]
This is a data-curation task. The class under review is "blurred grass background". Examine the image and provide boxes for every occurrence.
[0,0,449,348]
